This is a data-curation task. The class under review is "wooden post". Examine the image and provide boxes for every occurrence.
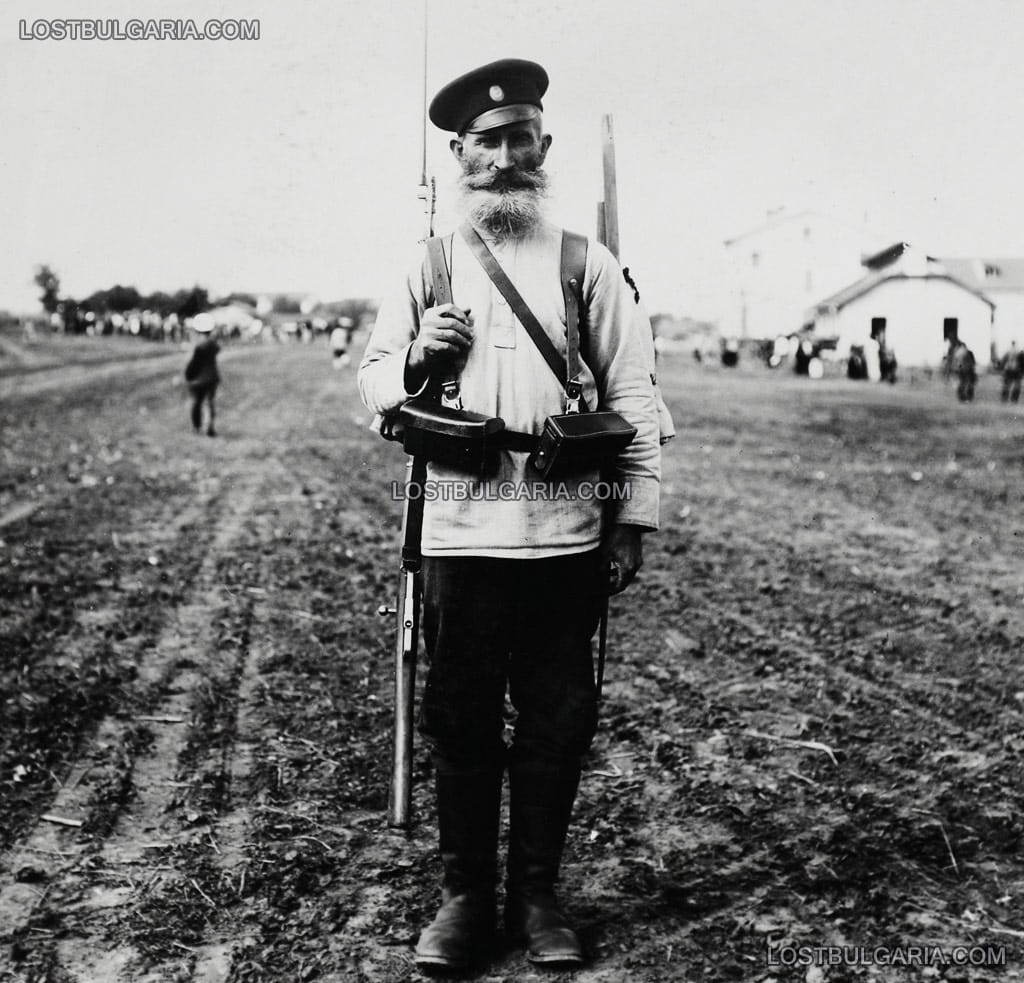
[596,201,607,247]
[601,114,620,261]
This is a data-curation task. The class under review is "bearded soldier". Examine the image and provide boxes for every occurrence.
[358,58,661,972]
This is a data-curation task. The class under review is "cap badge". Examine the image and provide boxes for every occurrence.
[489,85,505,102]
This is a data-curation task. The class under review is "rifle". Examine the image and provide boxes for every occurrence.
[593,113,619,697]
[380,1,436,829]
[383,456,427,828]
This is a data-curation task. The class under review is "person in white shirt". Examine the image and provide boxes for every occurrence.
[359,58,660,972]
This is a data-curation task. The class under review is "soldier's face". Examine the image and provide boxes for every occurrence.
[451,119,551,185]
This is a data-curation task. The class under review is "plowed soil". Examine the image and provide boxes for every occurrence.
[1,336,1022,982]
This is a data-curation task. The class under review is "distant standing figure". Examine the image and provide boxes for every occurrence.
[330,322,351,369]
[951,341,977,402]
[185,313,221,436]
[878,342,898,384]
[1001,341,1022,403]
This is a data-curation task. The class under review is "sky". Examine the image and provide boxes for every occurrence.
[3,0,1024,320]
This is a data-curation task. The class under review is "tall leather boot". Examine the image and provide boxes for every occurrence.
[505,756,586,966]
[415,765,503,972]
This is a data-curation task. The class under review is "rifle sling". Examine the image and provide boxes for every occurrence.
[425,235,453,306]
[423,234,536,452]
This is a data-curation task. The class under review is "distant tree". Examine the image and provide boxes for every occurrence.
[174,286,210,320]
[271,294,303,315]
[143,291,176,317]
[34,264,61,314]
[105,284,142,312]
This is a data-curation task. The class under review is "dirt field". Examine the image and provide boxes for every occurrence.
[1,335,1022,983]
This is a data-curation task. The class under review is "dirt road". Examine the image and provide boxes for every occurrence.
[1,339,1022,982]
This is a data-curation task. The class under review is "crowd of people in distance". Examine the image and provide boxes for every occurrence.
[19,307,363,352]
[944,338,1023,404]
[744,329,1023,405]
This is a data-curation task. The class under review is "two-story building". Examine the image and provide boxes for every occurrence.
[723,209,891,340]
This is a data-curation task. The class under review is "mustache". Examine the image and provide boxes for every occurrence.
[460,166,548,193]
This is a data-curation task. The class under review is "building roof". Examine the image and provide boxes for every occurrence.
[724,209,813,247]
[723,208,893,249]
[937,258,1024,291]
[813,272,995,315]
[861,241,912,270]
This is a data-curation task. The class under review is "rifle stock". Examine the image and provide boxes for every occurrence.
[388,455,427,828]
[388,564,420,827]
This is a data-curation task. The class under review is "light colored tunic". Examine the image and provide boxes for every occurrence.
[358,222,661,558]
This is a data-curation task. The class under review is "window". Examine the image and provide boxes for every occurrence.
[871,317,886,341]
[943,318,959,344]
[984,264,1002,278]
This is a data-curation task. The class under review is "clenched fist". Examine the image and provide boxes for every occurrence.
[404,304,474,392]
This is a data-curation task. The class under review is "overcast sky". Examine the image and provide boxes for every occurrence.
[3,0,1024,319]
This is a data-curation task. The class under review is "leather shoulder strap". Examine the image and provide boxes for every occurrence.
[425,235,453,307]
[560,230,588,395]
[459,222,590,411]
[459,222,565,386]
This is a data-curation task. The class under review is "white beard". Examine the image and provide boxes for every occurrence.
[456,171,549,241]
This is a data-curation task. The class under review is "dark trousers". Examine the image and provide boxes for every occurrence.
[189,381,218,431]
[419,551,604,775]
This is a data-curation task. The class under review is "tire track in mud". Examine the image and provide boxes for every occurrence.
[0,364,311,978]
[176,439,434,983]
[17,373,354,982]
[183,442,411,982]
[0,470,264,950]
[36,417,329,976]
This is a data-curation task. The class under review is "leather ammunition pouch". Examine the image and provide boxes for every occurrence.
[395,396,505,479]
[529,411,637,480]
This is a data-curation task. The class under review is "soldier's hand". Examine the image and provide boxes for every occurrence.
[602,523,644,595]
[406,305,474,387]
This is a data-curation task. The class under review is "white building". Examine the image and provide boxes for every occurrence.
[810,244,995,369]
[723,209,891,340]
[935,259,1024,359]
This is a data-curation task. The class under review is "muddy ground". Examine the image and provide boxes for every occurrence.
[1,333,1022,983]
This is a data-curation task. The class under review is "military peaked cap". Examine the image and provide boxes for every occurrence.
[429,58,549,135]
